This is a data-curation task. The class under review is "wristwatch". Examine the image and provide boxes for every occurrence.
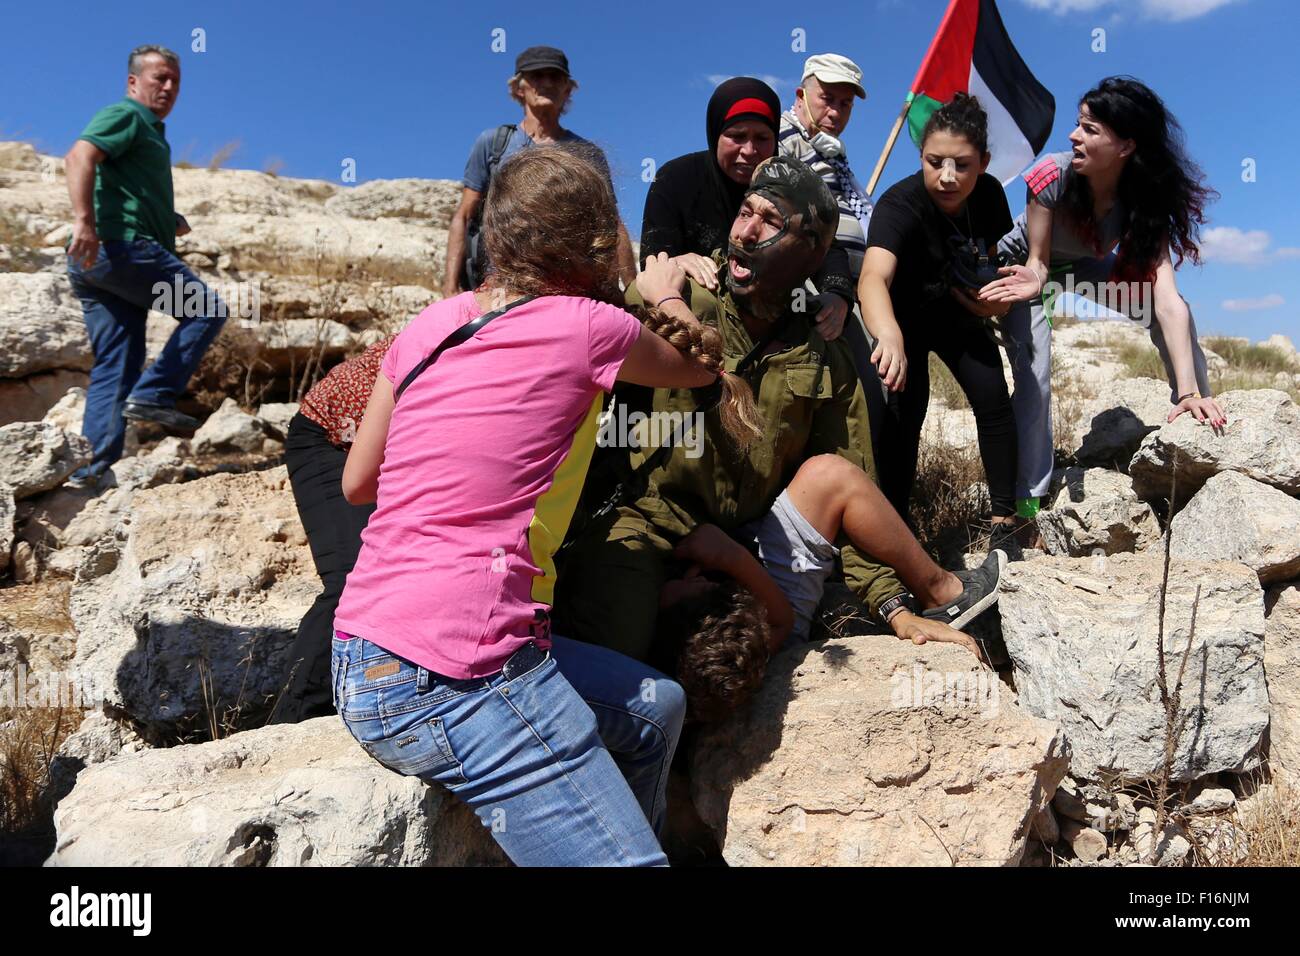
[878,591,917,623]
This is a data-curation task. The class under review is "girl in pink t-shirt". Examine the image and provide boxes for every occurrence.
[330,147,754,866]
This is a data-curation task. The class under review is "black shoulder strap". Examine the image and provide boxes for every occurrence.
[394,295,536,401]
[486,124,517,178]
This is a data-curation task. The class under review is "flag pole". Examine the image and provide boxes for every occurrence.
[866,95,913,197]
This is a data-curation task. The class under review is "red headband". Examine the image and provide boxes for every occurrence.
[724,97,775,124]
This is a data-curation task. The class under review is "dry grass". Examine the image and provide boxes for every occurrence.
[0,705,83,862]
[1051,358,1096,460]
[1202,336,1296,375]
[192,321,276,412]
[262,157,286,178]
[1220,779,1300,866]
[1116,341,1168,380]
[206,139,242,172]
[1116,335,1299,403]
[910,417,988,559]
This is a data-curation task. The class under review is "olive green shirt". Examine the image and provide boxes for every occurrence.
[626,281,904,606]
[554,278,904,660]
[78,97,176,251]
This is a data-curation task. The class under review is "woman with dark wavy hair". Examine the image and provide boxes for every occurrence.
[980,76,1227,519]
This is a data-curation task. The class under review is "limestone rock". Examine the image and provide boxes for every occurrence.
[1169,471,1300,584]
[1031,804,1060,845]
[1131,808,1192,866]
[1189,817,1248,865]
[192,397,269,454]
[254,319,357,370]
[0,579,77,684]
[1264,334,1297,361]
[689,639,1070,866]
[11,540,36,582]
[1073,377,1172,467]
[256,402,299,439]
[999,555,1268,782]
[47,717,506,866]
[67,467,318,740]
[1037,467,1159,556]
[39,384,86,432]
[1130,389,1300,503]
[17,439,196,579]
[1051,777,1088,822]
[1189,787,1236,814]
[48,708,150,803]
[0,371,88,427]
[323,177,461,225]
[0,482,12,573]
[0,273,91,378]
[1060,819,1108,862]
[1265,586,1300,784]
[0,421,92,498]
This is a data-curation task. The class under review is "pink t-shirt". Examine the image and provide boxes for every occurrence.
[334,292,641,678]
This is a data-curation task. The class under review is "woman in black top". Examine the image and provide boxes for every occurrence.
[640,77,854,338]
[858,94,1018,540]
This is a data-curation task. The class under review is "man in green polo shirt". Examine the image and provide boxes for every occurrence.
[64,44,227,488]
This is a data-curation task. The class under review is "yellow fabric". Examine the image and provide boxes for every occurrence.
[528,393,605,605]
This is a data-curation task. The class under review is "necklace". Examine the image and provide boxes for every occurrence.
[944,203,975,239]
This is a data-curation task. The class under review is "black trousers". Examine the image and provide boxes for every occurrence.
[269,413,376,723]
[877,309,1018,519]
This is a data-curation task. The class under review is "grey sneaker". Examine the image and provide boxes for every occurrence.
[123,401,199,432]
[922,549,1008,631]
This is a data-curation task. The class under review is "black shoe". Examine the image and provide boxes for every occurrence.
[989,522,1025,562]
[922,549,1007,631]
[122,401,199,433]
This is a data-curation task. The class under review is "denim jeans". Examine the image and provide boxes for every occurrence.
[332,632,686,866]
[66,238,227,478]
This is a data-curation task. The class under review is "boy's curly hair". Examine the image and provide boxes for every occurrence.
[656,581,771,724]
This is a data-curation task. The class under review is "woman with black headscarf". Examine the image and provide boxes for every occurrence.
[640,77,855,339]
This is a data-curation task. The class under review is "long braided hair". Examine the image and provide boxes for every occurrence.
[482,145,760,448]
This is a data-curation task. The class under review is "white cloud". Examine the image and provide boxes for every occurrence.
[1200,226,1300,266]
[1221,293,1284,312]
[1018,0,1242,20]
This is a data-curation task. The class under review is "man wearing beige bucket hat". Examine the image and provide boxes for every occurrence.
[778,53,887,455]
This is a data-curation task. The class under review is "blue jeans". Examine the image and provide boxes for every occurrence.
[332,633,686,866]
[66,238,227,477]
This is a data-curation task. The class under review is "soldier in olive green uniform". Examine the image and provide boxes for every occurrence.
[557,157,1004,665]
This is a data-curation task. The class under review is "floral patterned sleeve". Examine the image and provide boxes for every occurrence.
[299,334,397,446]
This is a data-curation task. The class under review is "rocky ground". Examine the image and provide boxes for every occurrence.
[2,141,1299,867]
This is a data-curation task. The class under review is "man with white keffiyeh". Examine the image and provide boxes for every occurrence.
[778,53,888,457]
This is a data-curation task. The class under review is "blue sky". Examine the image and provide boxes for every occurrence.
[2,0,1296,340]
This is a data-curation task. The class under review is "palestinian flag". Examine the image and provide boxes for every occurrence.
[906,0,1055,184]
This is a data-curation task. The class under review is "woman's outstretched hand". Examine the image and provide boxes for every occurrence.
[979,264,1043,305]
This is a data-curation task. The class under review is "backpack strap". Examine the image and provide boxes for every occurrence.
[394,295,536,402]
[485,124,517,182]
